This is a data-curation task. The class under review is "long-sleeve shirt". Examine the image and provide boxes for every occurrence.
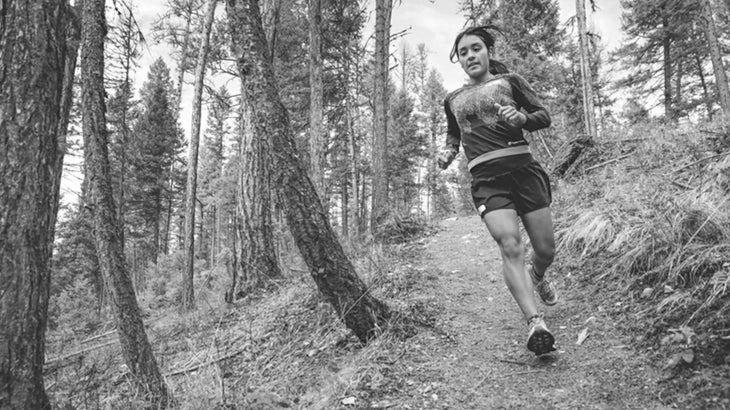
[444,73,551,177]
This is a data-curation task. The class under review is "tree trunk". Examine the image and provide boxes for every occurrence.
[695,54,714,120]
[308,0,326,199]
[236,84,283,290]
[225,212,240,303]
[370,0,393,232]
[0,1,67,407]
[162,166,173,256]
[345,57,360,237]
[183,0,218,310]
[341,177,349,237]
[576,0,596,138]
[700,0,730,139]
[675,58,683,116]
[80,0,169,405]
[226,0,391,342]
[662,13,674,121]
[260,0,282,59]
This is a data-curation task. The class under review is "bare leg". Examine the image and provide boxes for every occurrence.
[521,207,556,277]
[482,209,538,321]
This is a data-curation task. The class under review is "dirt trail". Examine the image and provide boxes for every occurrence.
[394,215,669,409]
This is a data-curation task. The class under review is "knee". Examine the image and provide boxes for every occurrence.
[533,242,556,264]
[496,235,524,260]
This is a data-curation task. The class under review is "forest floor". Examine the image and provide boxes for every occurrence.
[310,215,670,410]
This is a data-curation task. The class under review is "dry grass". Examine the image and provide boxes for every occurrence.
[553,120,730,362]
[550,121,730,406]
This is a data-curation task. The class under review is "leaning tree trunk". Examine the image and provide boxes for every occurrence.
[183,0,218,311]
[0,1,67,407]
[225,0,391,343]
[80,0,169,406]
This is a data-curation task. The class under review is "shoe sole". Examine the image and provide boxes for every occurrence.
[527,327,556,356]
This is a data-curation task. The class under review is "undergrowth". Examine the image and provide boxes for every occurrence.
[552,120,730,407]
[45,218,443,409]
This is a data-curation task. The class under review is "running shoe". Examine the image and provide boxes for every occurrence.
[527,315,556,356]
[529,265,558,306]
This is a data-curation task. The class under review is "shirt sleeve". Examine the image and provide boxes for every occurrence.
[510,74,551,132]
[444,97,461,150]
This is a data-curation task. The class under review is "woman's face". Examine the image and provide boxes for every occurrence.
[457,34,491,83]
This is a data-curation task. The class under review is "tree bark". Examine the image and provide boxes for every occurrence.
[226,0,391,342]
[370,0,393,232]
[236,81,283,291]
[260,0,282,59]
[183,0,218,310]
[0,1,67,407]
[576,0,596,138]
[700,0,730,139]
[80,0,169,406]
[344,53,360,237]
[695,54,714,120]
[308,0,326,199]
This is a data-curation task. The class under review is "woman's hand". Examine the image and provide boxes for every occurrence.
[494,103,527,128]
[436,146,458,170]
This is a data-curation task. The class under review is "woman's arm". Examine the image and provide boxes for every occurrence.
[510,74,551,132]
[438,98,461,169]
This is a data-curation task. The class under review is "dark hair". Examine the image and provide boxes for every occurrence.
[449,25,509,74]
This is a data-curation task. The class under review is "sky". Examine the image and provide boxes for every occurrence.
[133,0,625,110]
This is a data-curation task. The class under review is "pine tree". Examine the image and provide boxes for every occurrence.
[106,1,142,256]
[127,59,185,266]
[182,0,218,310]
[617,0,702,120]
[387,89,426,215]
[421,69,448,219]
[152,0,205,103]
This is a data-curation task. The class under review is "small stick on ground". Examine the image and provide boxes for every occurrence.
[585,152,635,172]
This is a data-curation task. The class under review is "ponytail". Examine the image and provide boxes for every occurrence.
[489,58,509,74]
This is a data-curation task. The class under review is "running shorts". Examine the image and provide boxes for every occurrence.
[471,160,552,217]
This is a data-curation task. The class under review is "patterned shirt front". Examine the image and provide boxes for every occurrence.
[444,73,551,176]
